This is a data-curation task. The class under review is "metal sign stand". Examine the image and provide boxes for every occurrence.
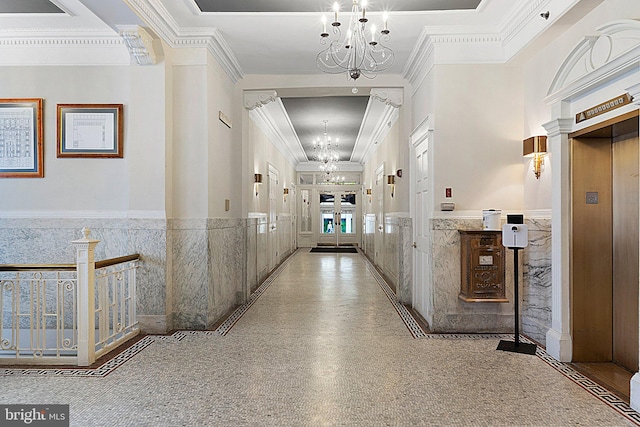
[497,218,537,355]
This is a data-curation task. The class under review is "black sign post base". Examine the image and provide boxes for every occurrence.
[497,247,537,356]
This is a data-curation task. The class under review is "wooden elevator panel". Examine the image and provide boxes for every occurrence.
[571,137,613,362]
[612,129,639,372]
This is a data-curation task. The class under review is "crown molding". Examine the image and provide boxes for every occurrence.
[351,89,401,164]
[124,0,243,82]
[245,92,307,166]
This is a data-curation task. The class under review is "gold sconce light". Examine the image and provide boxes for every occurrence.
[387,175,395,198]
[283,187,289,202]
[366,188,372,203]
[254,173,263,196]
[523,136,547,179]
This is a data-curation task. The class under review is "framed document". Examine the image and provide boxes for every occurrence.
[0,98,44,178]
[57,104,123,158]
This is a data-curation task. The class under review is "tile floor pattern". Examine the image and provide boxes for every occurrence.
[1,249,639,426]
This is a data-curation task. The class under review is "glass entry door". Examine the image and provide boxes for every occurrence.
[318,191,357,246]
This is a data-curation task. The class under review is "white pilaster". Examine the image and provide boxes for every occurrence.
[72,227,100,367]
[625,82,640,411]
[542,116,573,362]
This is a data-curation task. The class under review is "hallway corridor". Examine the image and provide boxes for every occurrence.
[1,250,638,426]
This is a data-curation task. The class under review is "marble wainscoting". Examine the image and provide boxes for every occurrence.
[277,213,295,262]
[429,218,515,333]
[250,213,269,285]
[0,217,170,334]
[383,214,413,305]
[363,214,376,260]
[521,217,552,346]
[170,218,261,330]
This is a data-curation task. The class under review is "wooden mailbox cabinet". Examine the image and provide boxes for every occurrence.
[458,230,507,303]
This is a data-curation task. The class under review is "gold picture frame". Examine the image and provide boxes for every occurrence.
[0,98,44,178]
[57,104,123,158]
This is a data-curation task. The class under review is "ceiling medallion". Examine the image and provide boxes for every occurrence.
[316,0,394,88]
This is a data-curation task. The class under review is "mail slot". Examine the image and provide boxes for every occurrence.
[458,230,508,303]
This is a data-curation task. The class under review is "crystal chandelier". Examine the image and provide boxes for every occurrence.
[313,120,340,182]
[317,0,394,84]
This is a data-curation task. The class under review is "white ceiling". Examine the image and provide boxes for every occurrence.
[0,0,605,168]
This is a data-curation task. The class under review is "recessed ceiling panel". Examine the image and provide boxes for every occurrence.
[194,0,481,13]
[282,96,369,162]
[0,0,64,14]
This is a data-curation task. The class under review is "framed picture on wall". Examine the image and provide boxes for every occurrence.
[57,104,123,158]
[0,98,44,178]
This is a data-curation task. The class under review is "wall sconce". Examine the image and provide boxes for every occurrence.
[254,173,263,196]
[523,136,547,179]
[387,175,395,198]
[283,187,289,202]
[366,188,372,203]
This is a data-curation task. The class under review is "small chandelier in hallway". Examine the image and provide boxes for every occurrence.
[316,0,394,84]
[313,120,340,182]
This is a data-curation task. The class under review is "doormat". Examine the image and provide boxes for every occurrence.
[310,247,358,253]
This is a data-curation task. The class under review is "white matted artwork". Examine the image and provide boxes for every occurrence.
[57,104,123,158]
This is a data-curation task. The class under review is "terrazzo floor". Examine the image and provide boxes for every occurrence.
[1,249,639,426]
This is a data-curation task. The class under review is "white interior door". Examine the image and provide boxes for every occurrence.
[411,123,432,321]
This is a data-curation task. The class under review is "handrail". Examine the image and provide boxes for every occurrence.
[0,254,140,272]
[0,264,75,272]
[95,254,140,269]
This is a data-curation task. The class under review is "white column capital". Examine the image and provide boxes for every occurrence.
[542,118,573,138]
[244,90,278,111]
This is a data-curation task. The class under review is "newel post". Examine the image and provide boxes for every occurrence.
[72,227,99,366]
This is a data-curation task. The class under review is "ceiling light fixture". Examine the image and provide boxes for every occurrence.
[317,0,394,88]
[313,120,340,183]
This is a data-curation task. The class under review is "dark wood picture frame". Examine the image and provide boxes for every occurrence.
[57,104,123,158]
[0,98,44,178]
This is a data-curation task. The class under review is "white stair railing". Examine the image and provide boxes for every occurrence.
[0,228,140,366]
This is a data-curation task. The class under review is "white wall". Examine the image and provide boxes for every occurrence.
[242,111,296,217]
[431,64,524,213]
[362,114,409,214]
[0,66,132,213]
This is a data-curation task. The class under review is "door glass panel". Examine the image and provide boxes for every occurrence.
[300,189,312,232]
[340,193,356,234]
[320,193,335,234]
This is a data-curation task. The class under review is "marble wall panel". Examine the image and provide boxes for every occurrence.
[245,218,258,296]
[397,217,413,305]
[430,218,514,333]
[522,218,552,345]
[384,216,399,288]
[169,219,208,330]
[0,217,170,333]
[363,214,376,260]
[208,218,246,327]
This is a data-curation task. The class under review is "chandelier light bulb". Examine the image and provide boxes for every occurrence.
[333,2,339,22]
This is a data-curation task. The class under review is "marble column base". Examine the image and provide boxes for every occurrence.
[630,373,640,412]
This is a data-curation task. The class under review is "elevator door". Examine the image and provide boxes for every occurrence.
[571,115,639,373]
[612,129,639,371]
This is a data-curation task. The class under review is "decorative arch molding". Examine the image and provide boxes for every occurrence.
[546,19,640,100]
